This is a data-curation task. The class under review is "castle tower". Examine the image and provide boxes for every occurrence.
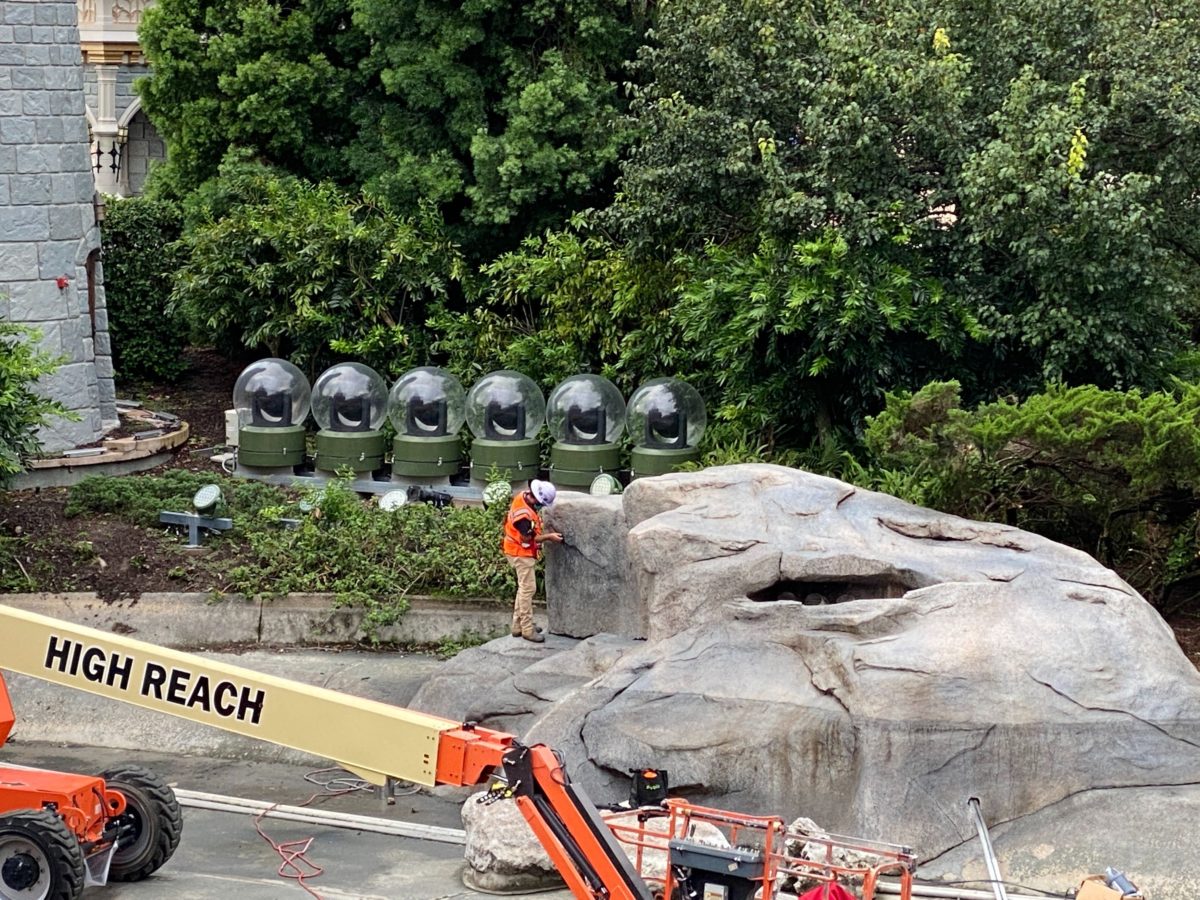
[1,0,117,450]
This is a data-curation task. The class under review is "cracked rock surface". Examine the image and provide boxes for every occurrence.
[413,464,1200,885]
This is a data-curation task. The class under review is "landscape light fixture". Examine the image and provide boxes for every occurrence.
[311,362,388,474]
[159,484,232,549]
[232,358,311,470]
[465,371,545,487]
[387,367,466,481]
[627,377,706,478]
[192,484,223,515]
[379,489,408,511]
[589,473,622,496]
[546,374,625,490]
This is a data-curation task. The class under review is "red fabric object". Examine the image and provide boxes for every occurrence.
[797,885,857,900]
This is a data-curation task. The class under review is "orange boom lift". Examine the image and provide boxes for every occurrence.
[0,604,915,900]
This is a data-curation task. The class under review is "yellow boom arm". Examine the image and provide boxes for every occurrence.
[0,604,456,786]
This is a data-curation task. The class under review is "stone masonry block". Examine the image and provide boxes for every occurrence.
[94,355,113,379]
[0,173,7,203]
[0,205,49,240]
[92,307,108,331]
[10,174,51,204]
[48,205,85,241]
[59,4,80,26]
[10,25,30,44]
[0,242,39,274]
[34,117,65,143]
[17,145,60,174]
[34,4,58,25]
[8,281,67,322]
[48,90,81,115]
[0,116,35,144]
[93,331,110,356]
[3,4,35,26]
[30,25,54,43]
[19,45,51,67]
[44,68,77,90]
[0,45,25,66]
[63,118,87,144]
[37,362,92,409]
[0,144,13,172]
[53,26,78,47]
[0,91,20,115]
[0,25,15,42]
[35,321,63,355]
[59,317,82,362]
[20,91,52,117]
[38,241,78,280]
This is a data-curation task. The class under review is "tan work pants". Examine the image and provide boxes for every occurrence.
[507,554,538,637]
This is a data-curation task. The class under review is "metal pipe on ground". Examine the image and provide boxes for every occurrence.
[967,797,1010,900]
[174,788,467,845]
[875,881,1058,900]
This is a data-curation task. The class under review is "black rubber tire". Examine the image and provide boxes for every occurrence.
[0,809,85,900]
[98,765,183,882]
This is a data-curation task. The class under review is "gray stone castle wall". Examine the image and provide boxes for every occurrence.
[1,0,117,451]
[125,108,162,195]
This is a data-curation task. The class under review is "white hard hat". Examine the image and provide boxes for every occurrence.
[530,479,557,507]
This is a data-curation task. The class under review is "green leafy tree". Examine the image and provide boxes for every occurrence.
[171,163,466,379]
[350,0,644,245]
[0,322,72,485]
[613,0,1200,392]
[138,0,371,197]
[139,0,646,255]
[101,197,189,382]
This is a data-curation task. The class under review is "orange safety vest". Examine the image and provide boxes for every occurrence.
[503,492,543,558]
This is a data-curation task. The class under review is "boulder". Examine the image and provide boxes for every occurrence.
[421,464,1200,884]
[543,495,643,638]
[461,792,564,893]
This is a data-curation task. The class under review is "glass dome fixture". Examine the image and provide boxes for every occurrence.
[231,358,311,469]
[311,362,388,474]
[546,374,626,490]
[627,377,706,478]
[387,367,466,481]
[465,371,545,487]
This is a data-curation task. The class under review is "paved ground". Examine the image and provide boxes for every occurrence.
[2,742,572,900]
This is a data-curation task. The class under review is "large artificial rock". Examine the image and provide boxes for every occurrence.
[422,464,1200,884]
[461,792,564,893]
[543,495,642,638]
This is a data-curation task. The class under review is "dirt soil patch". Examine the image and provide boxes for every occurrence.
[0,347,1198,670]
[0,348,252,599]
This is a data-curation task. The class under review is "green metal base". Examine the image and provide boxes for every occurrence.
[631,445,701,478]
[314,430,385,473]
[392,435,463,477]
[469,438,540,482]
[549,441,621,489]
[237,425,307,468]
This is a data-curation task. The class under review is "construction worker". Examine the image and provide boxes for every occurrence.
[503,479,563,642]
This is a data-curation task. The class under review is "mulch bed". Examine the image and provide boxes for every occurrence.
[1,348,248,599]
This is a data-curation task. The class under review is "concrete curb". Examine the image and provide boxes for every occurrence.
[0,591,530,649]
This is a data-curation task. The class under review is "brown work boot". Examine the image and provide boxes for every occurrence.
[521,631,545,643]
[511,626,544,637]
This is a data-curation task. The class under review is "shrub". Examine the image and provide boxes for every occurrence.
[100,197,190,382]
[855,380,1200,615]
[232,478,512,639]
[0,322,72,486]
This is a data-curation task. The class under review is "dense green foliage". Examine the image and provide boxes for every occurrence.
[101,197,190,382]
[853,381,1200,614]
[0,323,72,486]
[609,0,1199,393]
[171,164,466,378]
[234,479,513,636]
[65,473,516,638]
[139,0,644,254]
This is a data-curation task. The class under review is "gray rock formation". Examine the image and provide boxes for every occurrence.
[414,464,1200,878]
